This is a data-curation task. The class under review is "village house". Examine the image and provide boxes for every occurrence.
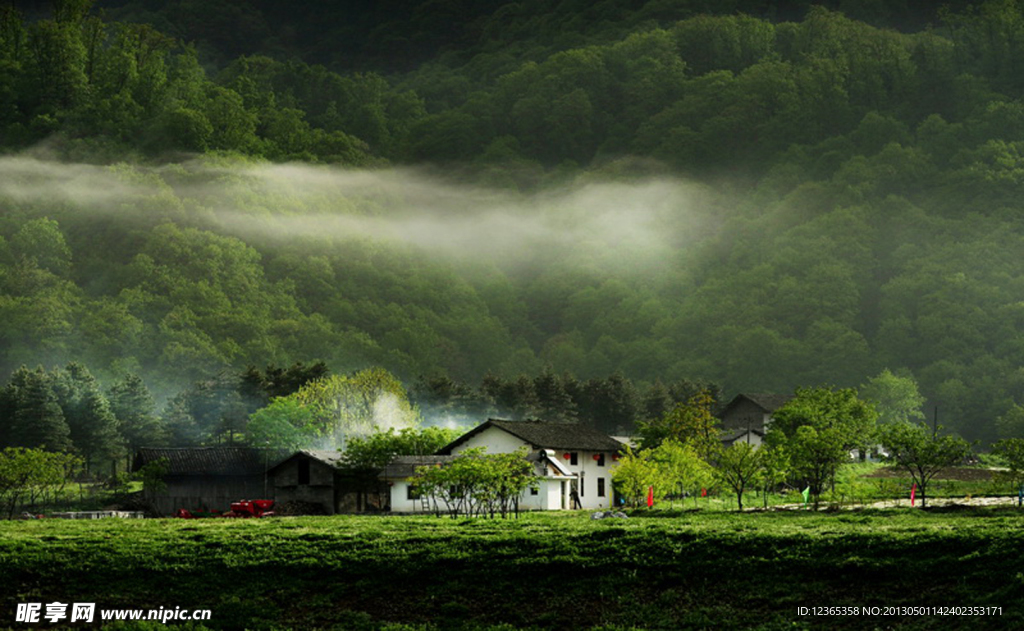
[718,393,792,447]
[267,450,383,514]
[132,447,276,516]
[421,419,626,511]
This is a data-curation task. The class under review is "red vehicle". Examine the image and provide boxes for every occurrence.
[175,499,273,519]
[221,499,275,518]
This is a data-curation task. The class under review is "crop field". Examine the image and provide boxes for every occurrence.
[1,508,1022,630]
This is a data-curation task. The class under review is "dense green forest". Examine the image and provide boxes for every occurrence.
[3,0,1024,447]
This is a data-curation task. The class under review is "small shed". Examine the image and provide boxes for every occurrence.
[132,447,275,516]
[267,450,383,514]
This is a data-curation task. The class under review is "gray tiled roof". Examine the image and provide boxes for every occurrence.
[379,455,456,479]
[264,449,346,474]
[437,419,624,454]
[720,393,793,416]
[133,447,277,476]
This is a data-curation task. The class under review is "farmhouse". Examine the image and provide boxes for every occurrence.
[267,450,386,514]
[719,393,792,437]
[418,419,625,511]
[132,447,275,516]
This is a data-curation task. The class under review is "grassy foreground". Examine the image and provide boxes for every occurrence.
[1,509,1022,630]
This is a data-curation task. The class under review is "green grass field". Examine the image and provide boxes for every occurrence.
[2,507,1023,630]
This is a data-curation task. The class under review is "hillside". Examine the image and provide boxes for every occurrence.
[2,1,1024,442]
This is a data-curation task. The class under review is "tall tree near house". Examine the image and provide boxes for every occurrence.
[533,367,578,422]
[651,439,713,508]
[714,442,764,511]
[992,438,1024,505]
[860,368,926,425]
[879,421,972,507]
[8,367,72,452]
[107,373,164,467]
[637,388,720,458]
[581,373,639,435]
[611,444,663,508]
[52,362,121,473]
[767,386,878,508]
[759,444,790,508]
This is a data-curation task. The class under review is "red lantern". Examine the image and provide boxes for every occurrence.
[593,454,601,461]
[563,453,571,460]
[612,454,620,461]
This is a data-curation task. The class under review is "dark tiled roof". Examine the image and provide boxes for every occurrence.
[720,393,793,416]
[379,455,456,479]
[437,419,624,454]
[133,447,275,476]
[265,449,346,474]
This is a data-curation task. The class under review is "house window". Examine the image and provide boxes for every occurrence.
[298,459,310,485]
[597,478,606,497]
[407,484,421,500]
[570,452,578,466]
[596,453,605,467]
[530,487,538,496]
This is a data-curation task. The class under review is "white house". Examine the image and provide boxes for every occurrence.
[383,419,625,512]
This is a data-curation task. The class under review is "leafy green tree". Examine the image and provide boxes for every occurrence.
[412,447,535,518]
[637,388,720,458]
[107,373,164,461]
[860,369,926,425]
[996,404,1024,440]
[342,426,459,470]
[293,367,420,447]
[52,362,121,472]
[992,438,1024,505]
[759,445,790,508]
[714,442,764,511]
[611,444,663,508]
[245,397,315,450]
[0,447,81,518]
[878,422,973,507]
[768,387,878,507]
[651,439,714,508]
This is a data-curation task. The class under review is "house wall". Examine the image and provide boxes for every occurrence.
[455,426,531,454]
[728,431,764,448]
[722,399,772,432]
[152,475,267,516]
[272,457,339,514]
[388,480,426,513]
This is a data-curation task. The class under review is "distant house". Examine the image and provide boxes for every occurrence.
[720,427,765,448]
[268,450,422,514]
[422,419,625,511]
[718,393,793,440]
[132,447,275,516]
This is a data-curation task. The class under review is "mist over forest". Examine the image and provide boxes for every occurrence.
[4,0,1024,446]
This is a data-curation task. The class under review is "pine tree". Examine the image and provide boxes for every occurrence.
[10,367,71,451]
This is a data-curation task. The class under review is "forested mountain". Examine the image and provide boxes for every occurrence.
[3,0,1024,444]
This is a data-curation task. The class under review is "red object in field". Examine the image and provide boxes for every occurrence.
[646,486,654,508]
[222,499,275,518]
[175,508,194,519]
